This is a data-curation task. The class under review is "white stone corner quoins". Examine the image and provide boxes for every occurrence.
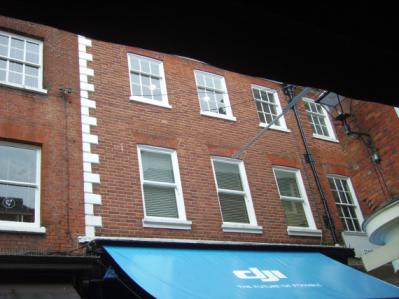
[78,35,102,238]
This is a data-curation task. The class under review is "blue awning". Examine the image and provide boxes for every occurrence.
[103,245,399,299]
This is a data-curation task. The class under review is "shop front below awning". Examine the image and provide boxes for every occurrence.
[103,245,399,299]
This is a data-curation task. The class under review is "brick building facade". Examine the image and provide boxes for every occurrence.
[0,15,397,298]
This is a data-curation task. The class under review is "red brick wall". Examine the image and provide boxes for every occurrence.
[337,100,399,212]
[0,16,84,252]
[87,39,366,244]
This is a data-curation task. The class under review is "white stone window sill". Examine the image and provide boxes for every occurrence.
[259,123,291,133]
[313,134,339,143]
[222,223,263,234]
[200,111,237,122]
[143,217,192,230]
[0,81,48,95]
[287,226,322,237]
[0,225,46,234]
[342,230,366,237]
[129,96,172,109]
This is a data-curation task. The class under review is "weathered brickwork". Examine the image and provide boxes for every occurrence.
[87,39,375,244]
[337,100,399,212]
[2,16,395,253]
[0,16,84,252]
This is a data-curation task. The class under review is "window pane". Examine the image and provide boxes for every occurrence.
[346,217,355,231]
[199,91,210,112]
[0,145,37,183]
[152,78,162,101]
[9,61,23,73]
[219,193,249,223]
[260,90,268,101]
[331,190,340,203]
[10,38,24,60]
[214,78,222,90]
[26,42,39,54]
[252,88,261,99]
[141,151,174,183]
[0,35,8,56]
[24,76,38,88]
[275,170,301,198]
[11,38,24,50]
[8,71,22,85]
[0,69,5,81]
[141,75,150,87]
[214,161,243,191]
[131,83,141,96]
[130,56,140,71]
[140,59,150,74]
[281,200,309,227]
[261,102,271,114]
[26,52,39,64]
[205,76,213,89]
[267,92,276,103]
[216,94,226,115]
[150,62,160,76]
[0,184,35,223]
[258,112,265,123]
[131,73,140,85]
[320,125,328,136]
[208,93,218,113]
[255,100,263,113]
[0,35,8,46]
[25,65,38,77]
[265,114,273,124]
[143,185,178,218]
[195,73,204,86]
[269,104,277,116]
[316,104,324,114]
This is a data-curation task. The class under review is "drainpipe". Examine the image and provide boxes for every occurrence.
[282,84,338,244]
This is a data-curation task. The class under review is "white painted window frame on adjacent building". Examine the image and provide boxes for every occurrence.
[251,84,290,132]
[128,53,171,108]
[137,145,191,230]
[194,70,236,121]
[327,175,364,233]
[211,156,262,234]
[303,98,338,142]
[0,141,45,233]
[273,166,321,237]
[0,30,46,94]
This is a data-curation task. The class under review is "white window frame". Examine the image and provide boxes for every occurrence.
[0,30,46,94]
[128,53,171,109]
[327,175,364,232]
[251,84,290,132]
[211,156,262,234]
[273,166,321,237]
[194,70,236,121]
[395,107,399,118]
[0,141,45,233]
[137,145,191,230]
[303,98,338,142]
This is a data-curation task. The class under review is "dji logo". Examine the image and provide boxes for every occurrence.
[233,268,287,282]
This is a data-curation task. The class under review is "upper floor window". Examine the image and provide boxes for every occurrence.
[251,85,288,131]
[128,53,170,108]
[194,70,236,121]
[211,157,261,233]
[327,175,363,232]
[0,31,44,92]
[273,167,321,236]
[0,141,44,233]
[137,145,191,230]
[303,98,337,141]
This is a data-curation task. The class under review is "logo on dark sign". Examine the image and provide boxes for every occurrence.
[2,197,16,209]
